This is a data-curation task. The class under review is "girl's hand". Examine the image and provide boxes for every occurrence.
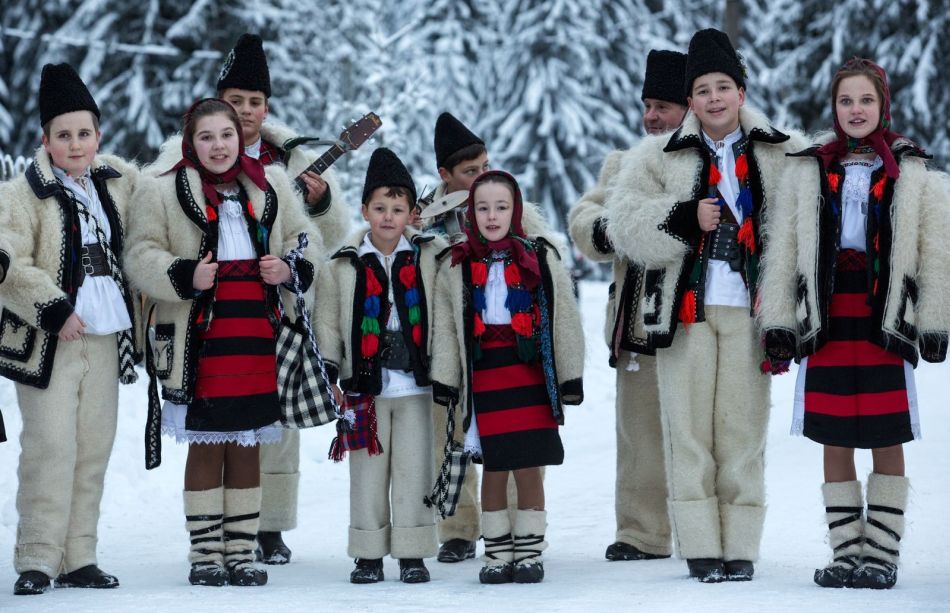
[331,384,344,407]
[58,313,86,341]
[697,198,721,232]
[260,255,291,285]
[192,252,218,290]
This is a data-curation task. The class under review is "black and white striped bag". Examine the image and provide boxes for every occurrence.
[424,400,473,518]
[275,233,340,428]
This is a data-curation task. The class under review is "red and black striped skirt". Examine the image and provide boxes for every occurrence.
[796,250,918,448]
[472,325,563,471]
[187,259,281,432]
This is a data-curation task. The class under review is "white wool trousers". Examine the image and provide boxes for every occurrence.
[614,353,672,555]
[349,393,437,559]
[656,306,770,561]
[259,428,300,531]
[14,333,119,576]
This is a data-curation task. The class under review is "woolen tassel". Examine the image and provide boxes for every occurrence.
[736,188,754,219]
[505,287,533,312]
[398,264,417,288]
[827,172,841,193]
[206,205,218,221]
[364,295,381,317]
[404,287,419,307]
[737,218,756,253]
[360,316,380,336]
[366,269,382,295]
[408,305,420,325]
[504,263,521,286]
[246,200,255,219]
[473,286,486,312]
[872,176,887,201]
[412,324,422,346]
[361,333,379,357]
[678,289,697,327]
[709,164,722,186]
[471,261,488,286]
[735,153,749,183]
[473,312,486,337]
[328,436,346,462]
[511,312,534,337]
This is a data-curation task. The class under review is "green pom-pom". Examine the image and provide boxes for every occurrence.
[361,316,380,336]
[408,305,421,325]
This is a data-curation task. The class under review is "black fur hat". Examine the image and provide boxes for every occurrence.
[641,50,688,106]
[684,28,746,96]
[39,63,100,127]
[362,147,417,205]
[217,33,271,97]
[434,112,484,169]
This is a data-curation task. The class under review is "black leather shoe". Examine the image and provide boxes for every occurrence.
[724,560,754,581]
[189,562,228,587]
[14,571,51,595]
[852,562,897,589]
[437,539,476,563]
[479,563,514,584]
[512,560,545,583]
[54,565,119,589]
[256,531,291,565]
[605,541,672,561]
[814,565,855,588]
[686,558,725,583]
[228,563,268,586]
[398,558,430,583]
[350,558,384,584]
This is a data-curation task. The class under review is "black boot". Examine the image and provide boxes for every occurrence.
[814,565,856,588]
[398,559,430,583]
[437,538,476,563]
[188,562,228,587]
[350,558,384,584]
[686,558,725,583]
[54,565,119,589]
[512,560,544,583]
[724,560,754,581]
[852,562,898,589]
[228,564,268,586]
[14,571,51,595]
[605,541,671,561]
[256,531,292,565]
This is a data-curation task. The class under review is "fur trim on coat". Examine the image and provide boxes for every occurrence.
[124,161,322,403]
[0,147,143,388]
[313,226,447,395]
[602,106,807,350]
[429,237,584,431]
[758,134,950,365]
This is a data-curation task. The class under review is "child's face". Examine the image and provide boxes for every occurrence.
[473,182,514,242]
[439,152,490,194]
[192,113,240,174]
[220,88,268,146]
[835,75,881,140]
[688,72,745,140]
[42,111,100,177]
[362,188,412,247]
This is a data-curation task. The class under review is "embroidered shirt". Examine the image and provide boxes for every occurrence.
[358,232,430,398]
[840,157,883,252]
[53,167,132,335]
[702,126,750,309]
[216,188,256,261]
[483,252,513,325]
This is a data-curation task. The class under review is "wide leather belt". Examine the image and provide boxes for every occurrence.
[708,222,743,271]
[379,330,412,371]
[78,243,110,282]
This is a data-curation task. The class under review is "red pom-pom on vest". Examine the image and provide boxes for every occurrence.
[470,261,488,286]
[872,176,887,201]
[827,172,841,193]
[365,269,382,296]
[206,205,218,222]
[678,289,697,328]
[412,324,422,346]
[735,153,749,183]
[504,263,521,286]
[709,164,722,186]
[399,264,417,289]
[473,312,485,337]
[511,312,534,337]
[362,333,379,357]
[737,218,756,254]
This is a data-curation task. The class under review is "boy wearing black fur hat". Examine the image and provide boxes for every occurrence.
[601,29,806,582]
[215,32,350,564]
[0,63,142,596]
[569,49,687,563]
[315,148,445,584]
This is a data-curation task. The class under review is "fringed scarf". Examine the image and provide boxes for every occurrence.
[816,58,906,180]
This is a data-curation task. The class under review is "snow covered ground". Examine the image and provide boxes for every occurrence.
[1,280,948,612]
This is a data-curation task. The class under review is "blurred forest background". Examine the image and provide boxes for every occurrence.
[2,0,948,234]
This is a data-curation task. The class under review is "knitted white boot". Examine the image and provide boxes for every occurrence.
[853,473,908,589]
[479,510,514,584]
[512,509,548,584]
[813,480,863,588]
[184,487,227,587]
[223,487,267,587]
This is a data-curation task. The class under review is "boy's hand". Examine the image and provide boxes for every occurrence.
[193,252,217,290]
[697,198,721,232]
[59,313,86,341]
[331,384,344,407]
[260,255,291,285]
[300,171,328,205]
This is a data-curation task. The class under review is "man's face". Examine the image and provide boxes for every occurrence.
[220,88,268,145]
[642,98,688,135]
[438,151,490,194]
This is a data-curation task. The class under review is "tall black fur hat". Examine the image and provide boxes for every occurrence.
[684,28,746,96]
[641,50,688,106]
[39,63,100,127]
[217,33,271,97]
[362,147,417,205]
[434,112,484,169]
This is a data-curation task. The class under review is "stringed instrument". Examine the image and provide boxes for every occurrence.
[291,112,381,194]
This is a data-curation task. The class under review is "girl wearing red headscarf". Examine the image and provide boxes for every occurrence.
[430,170,584,584]
[759,58,950,590]
[126,98,320,587]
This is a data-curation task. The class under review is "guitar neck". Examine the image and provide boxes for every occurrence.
[294,143,347,191]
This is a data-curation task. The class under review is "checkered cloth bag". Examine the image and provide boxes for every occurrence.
[328,394,382,461]
[424,400,473,518]
[275,233,341,428]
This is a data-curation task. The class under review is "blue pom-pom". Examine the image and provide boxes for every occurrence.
[736,188,754,219]
[405,288,419,307]
[505,288,533,312]
[473,287,486,312]
[364,295,380,318]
